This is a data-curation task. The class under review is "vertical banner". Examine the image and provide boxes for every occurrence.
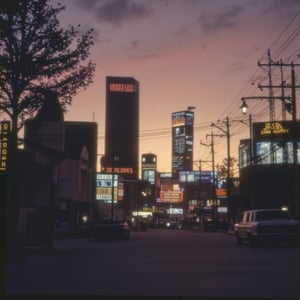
[0,121,10,172]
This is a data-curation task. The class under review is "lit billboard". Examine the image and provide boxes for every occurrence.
[96,173,123,202]
[178,170,214,183]
[253,121,294,140]
[158,182,183,203]
[159,190,183,203]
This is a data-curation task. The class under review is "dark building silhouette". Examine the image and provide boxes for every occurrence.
[101,76,139,180]
[22,93,97,245]
[171,110,194,177]
[63,121,98,222]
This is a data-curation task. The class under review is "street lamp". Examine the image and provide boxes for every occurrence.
[240,99,249,115]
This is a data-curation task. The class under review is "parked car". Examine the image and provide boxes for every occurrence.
[234,209,300,246]
[92,220,130,241]
[166,221,182,230]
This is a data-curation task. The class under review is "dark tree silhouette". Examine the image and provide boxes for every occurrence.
[0,0,95,148]
[0,0,95,261]
[217,157,238,184]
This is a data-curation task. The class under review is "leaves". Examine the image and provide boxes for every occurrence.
[0,0,95,140]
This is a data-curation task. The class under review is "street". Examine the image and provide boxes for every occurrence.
[4,229,300,298]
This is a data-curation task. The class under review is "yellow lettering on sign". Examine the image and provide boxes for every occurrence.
[0,121,10,172]
[260,122,289,135]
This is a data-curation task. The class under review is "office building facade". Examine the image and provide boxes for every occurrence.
[171,110,194,176]
[141,153,157,185]
[101,76,139,181]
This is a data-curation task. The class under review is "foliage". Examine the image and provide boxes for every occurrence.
[217,157,238,180]
[0,0,95,143]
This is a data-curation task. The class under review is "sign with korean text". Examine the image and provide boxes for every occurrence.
[109,82,138,93]
[159,191,183,203]
[253,121,300,140]
[0,121,10,172]
[96,173,119,202]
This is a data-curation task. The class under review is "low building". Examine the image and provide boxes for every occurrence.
[239,120,300,219]
[18,92,97,246]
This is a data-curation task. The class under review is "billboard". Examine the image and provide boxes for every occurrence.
[253,121,300,140]
[159,190,183,203]
[96,173,121,202]
[178,170,214,183]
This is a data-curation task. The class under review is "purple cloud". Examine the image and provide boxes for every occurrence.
[199,4,244,33]
[262,0,300,18]
[75,0,152,26]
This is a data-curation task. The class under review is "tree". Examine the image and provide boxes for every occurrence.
[0,0,95,260]
[0,0,95,148]
[217,157,238,186]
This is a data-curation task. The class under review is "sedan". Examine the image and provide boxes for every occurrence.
[92,220,130,241]
[234,209,300,246]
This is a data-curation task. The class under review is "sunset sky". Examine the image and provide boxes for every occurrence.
[51,0,300,173]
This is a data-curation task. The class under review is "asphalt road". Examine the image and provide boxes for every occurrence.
[4,229,300,298]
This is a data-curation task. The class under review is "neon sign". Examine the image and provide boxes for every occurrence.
[0,121,10,172]
[109,83,135,93]
[101,166,134,174]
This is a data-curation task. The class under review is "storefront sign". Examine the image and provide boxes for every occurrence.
[0,121,10,172]
[159,191,183,203]
[253,121,296,139]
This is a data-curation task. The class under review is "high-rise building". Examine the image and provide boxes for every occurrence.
[141,153,157,185]
[171,110,194,176]
[101,76,139,180]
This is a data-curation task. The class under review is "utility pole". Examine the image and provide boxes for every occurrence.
[258,49,276,122]
[291,63,299,220]
[212,118,230,198]
[280,60,287,121]
[212,117,231,228]
[258,49,276,163]
[201,129,224,230]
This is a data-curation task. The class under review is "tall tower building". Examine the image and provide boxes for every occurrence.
[171,110,194,176]
[141,153,157,185]
[101,76,139,180]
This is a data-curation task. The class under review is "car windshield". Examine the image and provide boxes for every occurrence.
[256,210,292,221]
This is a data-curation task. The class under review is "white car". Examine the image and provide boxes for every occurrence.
[234,209,300,246]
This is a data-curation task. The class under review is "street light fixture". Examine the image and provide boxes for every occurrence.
[240,99,249,115]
